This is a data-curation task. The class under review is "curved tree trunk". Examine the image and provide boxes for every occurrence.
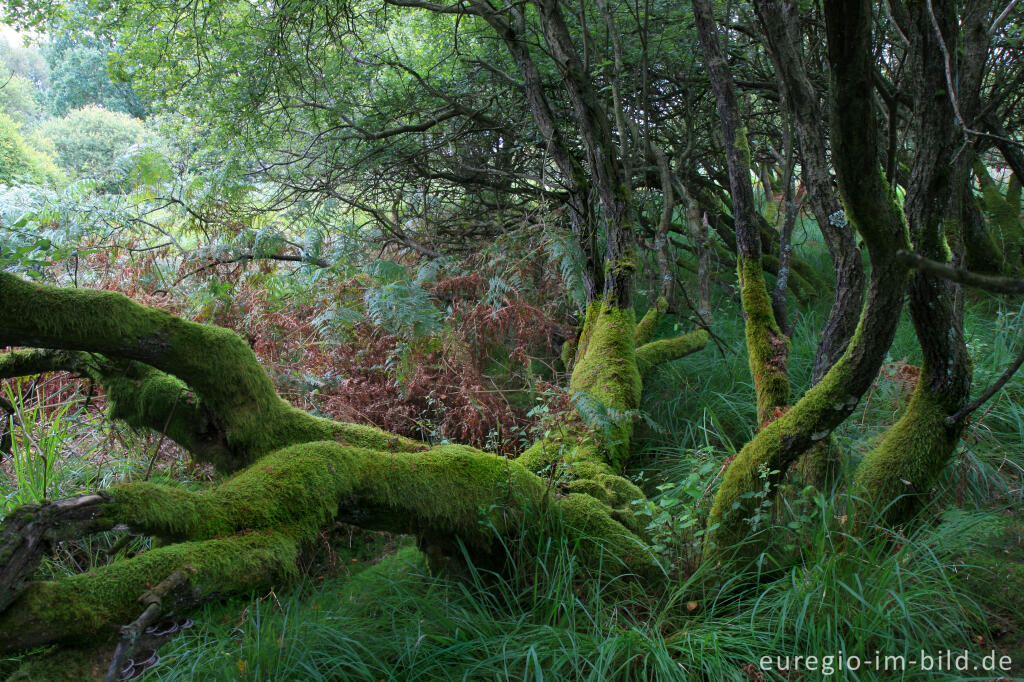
[0,270,707,659]
[850,0,971,521]
[702,0,912,559]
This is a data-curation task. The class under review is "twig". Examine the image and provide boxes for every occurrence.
[103,571,189,682]
[897,250,1024,294]
[990,0,1018,34]
[948,343,1024,424]
[144,389,184,481]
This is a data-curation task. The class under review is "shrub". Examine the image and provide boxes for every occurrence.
[35,104,152,178]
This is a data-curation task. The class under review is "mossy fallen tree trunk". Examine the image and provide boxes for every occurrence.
[0,273,706,663]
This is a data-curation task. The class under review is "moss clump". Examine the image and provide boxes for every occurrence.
[556,493,660,579]
[852,378,960,523]
[737,256,790,426]
[568,300,641,471]
[560,337,577,369]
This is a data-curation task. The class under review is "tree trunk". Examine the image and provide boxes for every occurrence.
[692,0,791,428]
[702,0,912,559]
[850,0,971,521]
[0,270,707,657]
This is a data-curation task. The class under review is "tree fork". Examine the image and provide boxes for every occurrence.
[702,0,912,558]
[0,272,711,658]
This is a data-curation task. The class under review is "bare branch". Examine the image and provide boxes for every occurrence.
[948,342,1024,424]
[990,0,1019,34]
[896,249,1024,294]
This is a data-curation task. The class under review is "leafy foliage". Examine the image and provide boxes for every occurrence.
[36,105,152,178]
[0,113,61,186]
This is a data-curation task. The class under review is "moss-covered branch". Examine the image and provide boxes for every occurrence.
[634,297,668,346]
[0,273,422,471]
[636,330,709,377]
[0,530,301,652]
[0,268,710,665]
[0,439,658,652]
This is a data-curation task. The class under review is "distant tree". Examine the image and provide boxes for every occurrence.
[43,2,146,117]
[35,104,151,178]
[46,44,145,118]
[0,36,48,87]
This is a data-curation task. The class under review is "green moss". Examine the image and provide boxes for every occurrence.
[568,301,641,468]
[737,256,790,426]
[107,440,557,549]
[734,126,751,170]
[704,321,869,555]
[560,301,642,473]
[109,443,353,541]
[564,478,609,503]
[0,273,423,473]
[635,329,709,377]
[2,439,661,649]
[353,443,548,540]
[560,337,577,369]
[556,493,659,578]
[852,379,959,523]
[603,249,639,280]
[634,297,668,346]
[0,531,300,652]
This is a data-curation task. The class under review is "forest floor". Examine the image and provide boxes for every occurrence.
[1,260,1023,680]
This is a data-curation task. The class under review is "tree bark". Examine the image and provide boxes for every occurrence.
[0,270,708,656]
[850,0,971,522]
[692,0,791,428]
[753,0,865,385]
[703,0,912,558]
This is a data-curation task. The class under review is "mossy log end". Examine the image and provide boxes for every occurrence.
[0,274,710,663]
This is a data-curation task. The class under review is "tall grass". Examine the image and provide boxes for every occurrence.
[140,501,998,681]
[1,378,144,520]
